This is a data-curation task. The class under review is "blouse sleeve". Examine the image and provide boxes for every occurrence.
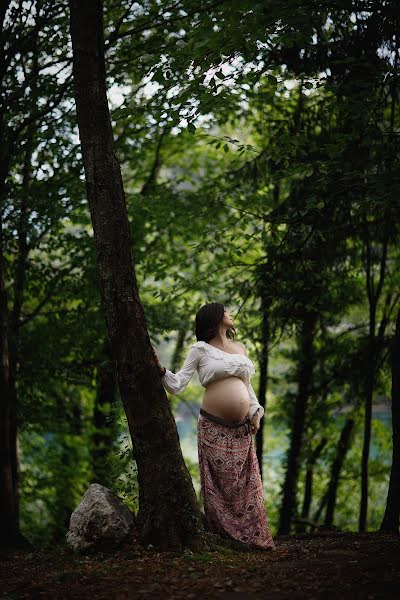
[245,378,265,420]
[161,345,200,394]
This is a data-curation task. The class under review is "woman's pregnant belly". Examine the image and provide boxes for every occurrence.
[201,376,250,421]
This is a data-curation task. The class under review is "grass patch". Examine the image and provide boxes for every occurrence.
[189,551,214,563]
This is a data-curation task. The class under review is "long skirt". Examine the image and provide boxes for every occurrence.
[197,408,276,551]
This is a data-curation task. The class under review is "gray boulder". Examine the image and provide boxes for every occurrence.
[66,483,135,553]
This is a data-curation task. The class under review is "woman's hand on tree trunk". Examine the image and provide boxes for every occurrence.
[151,344,165,376]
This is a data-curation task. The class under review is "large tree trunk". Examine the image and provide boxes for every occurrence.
[380,307,400,533]
[278,311,317,535]
[68,0,204,551]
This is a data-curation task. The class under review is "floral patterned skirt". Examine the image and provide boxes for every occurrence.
[197,408,276,551]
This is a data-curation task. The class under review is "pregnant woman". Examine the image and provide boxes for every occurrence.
[153,302,276,551]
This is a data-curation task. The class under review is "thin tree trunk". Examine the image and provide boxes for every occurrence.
[140,126,169,196]
[170,328,198,419]
[68,0,204,551]
[380,307,400,532]
[313,490,328,524]
[359,221,388,532]
[171,328,187,372]
[325,418,355,525]
[0,62,19,549]
[0,211,29,548]
[379,13,400,534]
[297,437,327,533]
[255,288,271,478]
[254,178,280,478]
[278,311,317,535]
[0,6,42,548]
[0,214,18,548]
[7,49,40,549]
[359,320,375,532]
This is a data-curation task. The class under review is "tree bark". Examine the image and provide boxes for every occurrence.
[278,311,317,535]
[68,0,204,551]
[380,307,400,533]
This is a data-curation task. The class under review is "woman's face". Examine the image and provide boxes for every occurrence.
[222,306,234,328]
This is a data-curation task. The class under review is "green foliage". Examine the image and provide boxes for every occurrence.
[20,427,92,545]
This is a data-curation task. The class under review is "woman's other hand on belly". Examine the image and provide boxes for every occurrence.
[250,413,261,435]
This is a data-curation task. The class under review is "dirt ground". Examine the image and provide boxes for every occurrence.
[1,531,399,599]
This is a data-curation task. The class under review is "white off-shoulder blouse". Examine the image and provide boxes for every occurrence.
[161,340,264,421]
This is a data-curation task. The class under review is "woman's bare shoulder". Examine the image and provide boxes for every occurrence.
[232,340,247,355]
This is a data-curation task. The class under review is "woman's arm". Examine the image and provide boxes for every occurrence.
[245,379,265,420]
[154,345,201,394]
[235,341,264,421]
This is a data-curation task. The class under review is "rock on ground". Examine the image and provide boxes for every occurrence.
[66,483,135,554]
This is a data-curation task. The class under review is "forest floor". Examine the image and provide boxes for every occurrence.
[1,530,399,599]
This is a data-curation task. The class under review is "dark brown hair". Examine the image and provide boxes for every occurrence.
[195,302,236,342]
